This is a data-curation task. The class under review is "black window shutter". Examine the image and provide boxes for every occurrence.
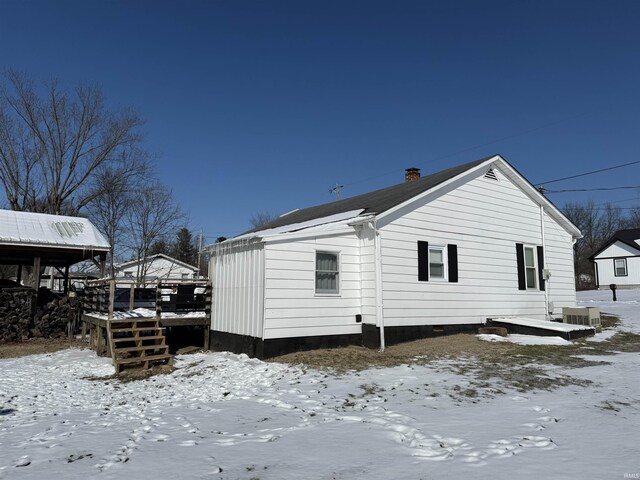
[447,244,458,283]
[418,241,429,281]
[515,243,526,290]
[537,246,545,291]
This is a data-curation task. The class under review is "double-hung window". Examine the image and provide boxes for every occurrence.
[428,246,446,280]
[516,243,544,291]
[316,252,339,294]
[614,258,628,277]
[524,246,537,289]
[417,241,458,282]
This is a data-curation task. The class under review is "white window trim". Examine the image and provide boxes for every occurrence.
[614,258,628,277]
[523,245,538,290]
[428,245,447,282]
[315,250,341,296]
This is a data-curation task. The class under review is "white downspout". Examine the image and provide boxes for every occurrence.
[373,219,385,351]
[540,205,550,320]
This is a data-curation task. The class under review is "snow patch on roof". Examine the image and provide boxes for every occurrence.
[233,209,366,241]
[0,209,110,250]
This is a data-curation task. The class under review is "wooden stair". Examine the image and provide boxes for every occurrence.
[107,318,173,374]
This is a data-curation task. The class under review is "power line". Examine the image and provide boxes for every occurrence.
[536,160,640,186]
[546,185,640,193]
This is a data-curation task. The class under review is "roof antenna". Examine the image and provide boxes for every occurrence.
[329,183,343,200]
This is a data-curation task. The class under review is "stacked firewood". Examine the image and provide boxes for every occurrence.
[0,288,36,341]
[33,296,82,338]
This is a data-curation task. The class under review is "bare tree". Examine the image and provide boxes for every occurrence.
[126,184,182,286]
[0,70,143,215]
[85,148,150,274]
[250,211,278,229]
[562,200,625,289]
[624,206,640,229]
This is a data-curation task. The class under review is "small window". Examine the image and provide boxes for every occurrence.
[124,271,133,278]
[614,258,628,277]
[524,247,537,289]
[429,247,445,279]
[316,252,339,294]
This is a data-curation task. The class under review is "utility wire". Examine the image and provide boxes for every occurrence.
[536,160,640,186]
[546,185,640,193]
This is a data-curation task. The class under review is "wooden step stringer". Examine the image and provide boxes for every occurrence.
[107,318,173,374]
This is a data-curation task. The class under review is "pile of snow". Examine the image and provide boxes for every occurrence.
[477,333,572,346]
[1,289,639,479]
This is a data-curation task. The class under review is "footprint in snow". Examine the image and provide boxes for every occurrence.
[15,456,31,467]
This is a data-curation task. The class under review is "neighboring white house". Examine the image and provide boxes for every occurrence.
[115,253,200,286]
[591,228,640,288]
[208,154,581,358]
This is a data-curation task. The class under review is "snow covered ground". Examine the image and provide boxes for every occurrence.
[1,290,639,479]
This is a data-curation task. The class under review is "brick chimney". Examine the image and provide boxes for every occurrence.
[405,167,421,182]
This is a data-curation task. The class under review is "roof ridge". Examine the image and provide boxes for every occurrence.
[240,155,497,236]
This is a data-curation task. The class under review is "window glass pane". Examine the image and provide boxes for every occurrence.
[317,253,337,271]
[524,248,535,267]
[316,273,337,291]
[429,248,444,278]
[526,267,537,288]
[430,264,444,278]
[430,249,443,263]
[316,252,339,293]
[615,259,626,275]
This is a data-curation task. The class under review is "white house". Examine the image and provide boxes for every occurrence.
[115,253,200,286]
[208,154,581,358]
[591,228,640,288]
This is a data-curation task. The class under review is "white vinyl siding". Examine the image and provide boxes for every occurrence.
[542,213,577,314]
[593,241,640,287]
[377,165,575,325]
[116,256,199,285]
[262,233,362,339]
[358,224,378,325]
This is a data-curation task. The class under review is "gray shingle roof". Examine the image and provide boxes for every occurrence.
[244,155,494,234]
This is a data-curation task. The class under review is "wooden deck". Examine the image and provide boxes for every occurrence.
[82,312,210,357]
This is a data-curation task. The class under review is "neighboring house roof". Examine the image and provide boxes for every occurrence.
[0,209,110,251]
[590,228,640,260]
[229,154,580,243]
[115,253,199,272]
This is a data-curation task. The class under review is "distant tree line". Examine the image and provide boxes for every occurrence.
[562,200,640,289]
[0,70,205,283]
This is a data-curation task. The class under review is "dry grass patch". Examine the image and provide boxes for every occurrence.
[0,337,86,359]
[272,334,522,372]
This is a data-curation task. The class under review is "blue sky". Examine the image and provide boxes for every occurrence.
[1,0,639,240]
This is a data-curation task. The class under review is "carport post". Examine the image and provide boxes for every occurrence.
[63,266,69,294]
[33,256,41,288]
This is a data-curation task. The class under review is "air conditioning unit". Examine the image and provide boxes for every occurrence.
[562,307,601,327]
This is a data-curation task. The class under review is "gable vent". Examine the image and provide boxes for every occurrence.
[484,168,498,181]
